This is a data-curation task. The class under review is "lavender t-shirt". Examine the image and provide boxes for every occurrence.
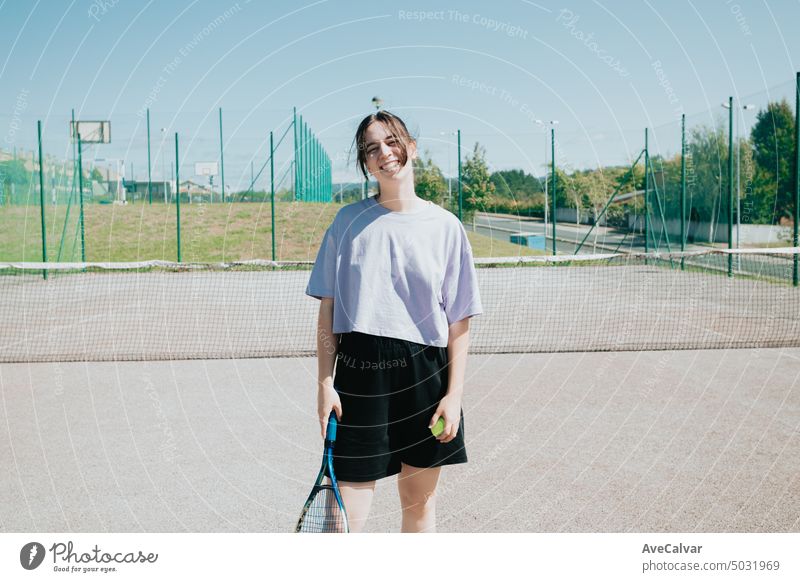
[305,195,483,347]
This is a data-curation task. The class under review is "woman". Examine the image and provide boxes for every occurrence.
[305,111,482,533]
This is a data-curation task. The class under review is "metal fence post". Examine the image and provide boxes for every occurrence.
[727,96,734,277]
[147,108,152,204]
[37,120,48,279]
[77,133,86,263]
[680,113,686,270]
[175,132,181,263]
[219,107,225,203]
[551,127,557,256]
[293,107,299,201]
[270,130,276,262]
[794,72,799,286]
[457,129,462,223]
[644,128,650,255]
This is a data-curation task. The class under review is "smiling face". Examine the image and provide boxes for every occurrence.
[363,121,417,183]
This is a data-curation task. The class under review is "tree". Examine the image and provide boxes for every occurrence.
[0,159,30,186]
[489,169,542,199]
[685,124,730,234]
[546,167,572,208]
[413,149,448,206]
[460,142,495,221]
[90,167,104,182]
[750,99,795,223]
[0,159,32,204]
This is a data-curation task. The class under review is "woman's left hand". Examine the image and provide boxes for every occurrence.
[429,393,462,444]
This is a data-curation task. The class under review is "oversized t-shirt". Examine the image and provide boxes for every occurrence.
[305,195,483,347]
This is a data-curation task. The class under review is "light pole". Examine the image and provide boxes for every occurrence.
[535,119,558,244]
[160,128,167,203]
[721,100,755,268]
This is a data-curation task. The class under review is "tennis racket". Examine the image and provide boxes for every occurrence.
[295,412,350,533]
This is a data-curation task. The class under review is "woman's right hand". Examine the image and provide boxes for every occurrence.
[317,382,343,440]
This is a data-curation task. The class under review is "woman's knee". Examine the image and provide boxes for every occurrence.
[398,481,437,512]
[402,493,436,515]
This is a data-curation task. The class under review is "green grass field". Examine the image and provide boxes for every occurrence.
[0,201,542,263]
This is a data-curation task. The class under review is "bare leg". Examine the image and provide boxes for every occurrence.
[397,464,441,533]
[337,480,376,533]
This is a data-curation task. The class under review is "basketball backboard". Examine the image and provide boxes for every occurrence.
[195,162,219,176]
[70,120,111,144]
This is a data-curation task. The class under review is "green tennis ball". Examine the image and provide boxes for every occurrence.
[431,418,445,437]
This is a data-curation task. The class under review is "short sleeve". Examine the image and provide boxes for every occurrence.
[305,223,337,300]
[441,227,483,324]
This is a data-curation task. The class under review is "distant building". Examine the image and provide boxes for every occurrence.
[123,180,174,202]
[122,179,218,203]
[178,180,216,202]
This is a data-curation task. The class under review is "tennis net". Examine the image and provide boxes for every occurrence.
[1,248,798,362]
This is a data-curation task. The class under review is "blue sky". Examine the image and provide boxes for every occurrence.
[1,0,798,189]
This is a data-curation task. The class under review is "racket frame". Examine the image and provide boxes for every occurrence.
[295,413,350,532]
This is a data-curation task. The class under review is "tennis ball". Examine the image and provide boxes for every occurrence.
[431,418,445,437]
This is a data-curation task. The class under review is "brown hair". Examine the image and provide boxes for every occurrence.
[352,110,416,181]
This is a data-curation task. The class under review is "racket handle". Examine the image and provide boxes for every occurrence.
[326,412,338,442]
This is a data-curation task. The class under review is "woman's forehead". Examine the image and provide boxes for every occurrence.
[364,121,394,141]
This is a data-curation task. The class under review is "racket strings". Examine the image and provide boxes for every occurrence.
[297,486,347,533]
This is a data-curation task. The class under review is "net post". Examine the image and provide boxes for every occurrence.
[37,120,48,280]
[680,114,686,271]
[727,96,734,278]
[270,130,276,263]
[77,132,86,264]
[147,108,152,205]
[457,129,463,223]
[794,72,799,287]
[551,127,556,256]
[219,107,225,204]
[175,132,181,263]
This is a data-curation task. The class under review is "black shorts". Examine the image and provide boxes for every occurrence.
[331,331,468,482]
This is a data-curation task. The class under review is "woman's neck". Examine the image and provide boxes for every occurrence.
[375,181,419,212]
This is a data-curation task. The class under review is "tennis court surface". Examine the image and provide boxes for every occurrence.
[1,348,798,532]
